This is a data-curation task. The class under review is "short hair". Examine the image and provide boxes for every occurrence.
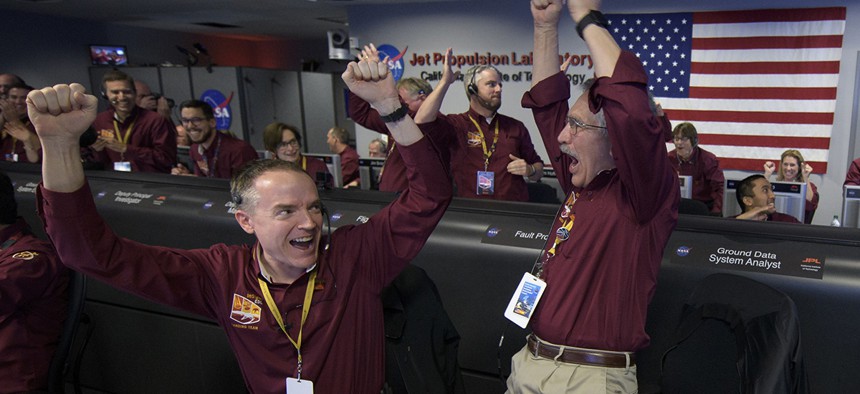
[0,171,17,224]
[7,83,33,95]
[230,159,310,212]
[777,149,805,182]
[101,70,135,91]
[736,174,767,212]
[179,99,215,120]
[396,77,432,97]
[572,77,608,137]
[673,122,699,147]
[328,127,350,145]
[263,122,302,153]
[0,73,25,86]
[463,65,501,97]
[369,138,387,151]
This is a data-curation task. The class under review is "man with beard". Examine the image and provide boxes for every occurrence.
[171,100,258,179]
[416,57,544,201]
[733,174,800,223]
[90,70,176,173]
[1,83,41,163]
[28,49,452,393]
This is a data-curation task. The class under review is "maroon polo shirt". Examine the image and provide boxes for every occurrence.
[189,132,259,179]
[90,106,177,173]
[668,146,725,214]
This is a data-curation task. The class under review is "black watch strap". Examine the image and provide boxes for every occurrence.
[576,10,609,39]
[379,104,409,123]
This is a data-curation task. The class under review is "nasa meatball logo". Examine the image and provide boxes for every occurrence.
[200,89,234,130]
[676,246,691,257]
[486,227,500,237]
[96,191,107,199]
[376,44,408,81]
[330,212,343,222]
[203,201,214,210]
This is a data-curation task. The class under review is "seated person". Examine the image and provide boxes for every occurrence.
[326,126,360,188]
[170,100,258,179]
[667,122,724,215]
[763,149,818,224]
[733,174,800,223]
[368,138,387,158]
[263,122,332,188]
[134,80,174,122]
[845,157,860,186]
[27,50,452,393]
[1,83,41,163]
[0,170,70,392]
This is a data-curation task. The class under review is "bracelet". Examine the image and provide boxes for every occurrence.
[527,164,536,177]
[379,104,409,123]
[576,10,609,39]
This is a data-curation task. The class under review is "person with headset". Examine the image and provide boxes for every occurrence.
[668,122,725,215]
[415,48,544,202]
[514,0,680,392]
[89,70,176,173]
[28,45,452,393]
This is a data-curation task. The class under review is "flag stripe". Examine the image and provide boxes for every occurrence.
[662,98,834,113]
[686,87,837,100]
[693,7,846,24]
[690,73,839,88]
[691,48,841,62]
[667,109,833,125]
[699,134,831,149]
[691,61,840,74]
[665,120,832,137]
[693,35,843,50]
[716,158,828,172]
[693,21,846,38]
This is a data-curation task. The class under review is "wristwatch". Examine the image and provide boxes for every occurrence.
[576,10,609,39]
[379,104,409,123]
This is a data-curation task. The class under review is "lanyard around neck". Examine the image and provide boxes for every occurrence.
[468,115,499,171]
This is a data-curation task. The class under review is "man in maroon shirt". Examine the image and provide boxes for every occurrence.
[668,122,725,215]
[733,174,800,223]
[28,51,451,394]
[846,157,860,186]
[416,49,545,201]
[89,70,176,173]
[513,0,680,392]
[170,100,258,179]
[0,170,69,392]
[326,126,360,187]
[1,83,42,163]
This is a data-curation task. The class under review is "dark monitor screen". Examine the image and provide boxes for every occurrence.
[358,158,385,190]
[90,45,128,66]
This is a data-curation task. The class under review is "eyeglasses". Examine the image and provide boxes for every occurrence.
[180,117,206,125]
[567,117,606,136]
[277,139,300,149]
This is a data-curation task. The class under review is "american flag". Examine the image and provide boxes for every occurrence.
[606,7,846,172]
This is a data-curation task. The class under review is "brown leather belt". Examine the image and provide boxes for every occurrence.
[526,334,635,368]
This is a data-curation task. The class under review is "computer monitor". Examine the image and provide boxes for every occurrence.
[723,179,806,221]
[358,157,385,191]
[678,175,693,199]
[841,185,860,228]
[304,153,343,188]
[89,45,128,66]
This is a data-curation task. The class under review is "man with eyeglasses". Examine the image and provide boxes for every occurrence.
[171,100,258,179]
[512,0,680,392]
[668,122,725,215]
[416,49,545,202]
[90,70,176,173]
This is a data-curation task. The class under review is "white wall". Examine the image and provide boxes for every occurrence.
[348,0,860,225]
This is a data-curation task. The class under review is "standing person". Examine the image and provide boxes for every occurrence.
[0,170,70,392]
[170,100,258,179]
[1,83,41,163]
[415,50,545,202]
[326,126,360,187]
[262,122,332,187]
[512,0,680,392]
[733,174,801,223]
[27,48,452,393]
[763,149,819,224]
[89,70,176,173]
[668,122,725,215]
[846,157,860,186]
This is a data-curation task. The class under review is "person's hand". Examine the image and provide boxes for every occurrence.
[737,205,773,221]
[27,83,98,144]
[440,47,461,86]
[0,99,19,123]
[567,0,601,23]
[655,101,665,117]
[359,44,380,61]
[100,136,127,153]
[171,163,192,176]
[531,0,564,27]
[763,161,776,178]
[342,44,399,113]
[506,154,533,177]
[802,163,813,180]
[560,55,572,73]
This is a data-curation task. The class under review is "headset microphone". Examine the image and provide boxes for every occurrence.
[321,204,331,251]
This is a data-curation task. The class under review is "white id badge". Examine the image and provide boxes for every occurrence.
[504,272,547,329]
[114,161,132,172]
[286,377,314,393]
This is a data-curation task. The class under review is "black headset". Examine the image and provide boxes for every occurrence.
[467,68,479,96]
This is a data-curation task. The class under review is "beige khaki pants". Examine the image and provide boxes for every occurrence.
[505,345,638,394]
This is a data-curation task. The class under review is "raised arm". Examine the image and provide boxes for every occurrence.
[27,83,97,192]
[414,48,458,124]
[531,0,564,86]
[569,0,620,78]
